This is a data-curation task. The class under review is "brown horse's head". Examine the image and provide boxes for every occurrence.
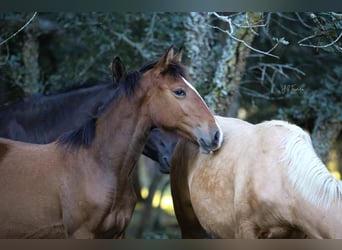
[142,47,223,153]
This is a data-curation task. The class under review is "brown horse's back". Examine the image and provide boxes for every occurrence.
[0,138,65,238]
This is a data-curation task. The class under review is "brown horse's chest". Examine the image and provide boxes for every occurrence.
[93,178,137,238]
[60,162,137,238]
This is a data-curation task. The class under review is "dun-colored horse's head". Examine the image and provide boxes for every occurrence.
[142,47,223,153]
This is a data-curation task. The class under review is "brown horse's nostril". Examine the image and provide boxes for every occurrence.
[213,130,221,145]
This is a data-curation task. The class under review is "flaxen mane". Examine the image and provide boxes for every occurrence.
[263,120,342,210]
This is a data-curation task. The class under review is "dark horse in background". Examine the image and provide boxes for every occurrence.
[0,82,112,143]
[0,57,174,173]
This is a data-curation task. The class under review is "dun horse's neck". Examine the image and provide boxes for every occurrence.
[297,190,342,238]
[92,94,152,176]
[293,176,342,238]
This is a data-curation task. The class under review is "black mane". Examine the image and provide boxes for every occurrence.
[57,59,187,150]
[57,118,97,150]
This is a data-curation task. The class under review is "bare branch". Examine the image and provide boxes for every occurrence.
[208,12,280,59]
[234,13,267,30]
[235,13,265,37]
[239,86,290,100]
[144,12,157,43]
[110,30,150,60]
[0,43,10,65]
[261,13,274,41]
[299,31,342,51]
[295,12,316,30]
[274,12,298,22]
[297,33,320,44]
[272,18,301,37]
[298,12,342,53]
[330,12,342,18]
[246,62,306,98]
[0,12,37,47]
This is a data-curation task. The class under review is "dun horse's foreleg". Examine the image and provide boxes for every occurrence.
[235,221,258,239]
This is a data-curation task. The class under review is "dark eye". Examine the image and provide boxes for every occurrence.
[173,88,186,97]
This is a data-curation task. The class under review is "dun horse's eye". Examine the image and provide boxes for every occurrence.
[173,88,186,97]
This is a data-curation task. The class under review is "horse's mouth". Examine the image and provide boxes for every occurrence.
[199,138,220,154]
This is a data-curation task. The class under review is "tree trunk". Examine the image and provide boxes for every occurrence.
[22,14,40,95]
[337,138,342,175]
[210,21,256,117]
[184,12,215,88]
[312,118,342,164]
[184,12,259,117]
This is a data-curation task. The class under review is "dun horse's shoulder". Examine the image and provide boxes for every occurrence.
[259,120,311,142]
[215,116,252,130]
[214,117,253,142]
[260,120,303,133]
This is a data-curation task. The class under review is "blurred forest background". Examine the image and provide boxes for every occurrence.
[0,12,341,238]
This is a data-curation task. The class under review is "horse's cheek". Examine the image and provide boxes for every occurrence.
[150,94,177,129]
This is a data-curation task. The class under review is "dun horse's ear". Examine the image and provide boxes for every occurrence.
[173,47,183,63]
[112,57,126,87]
[155,46,174,71]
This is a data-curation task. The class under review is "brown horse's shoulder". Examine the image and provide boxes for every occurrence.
[0,139,10,163]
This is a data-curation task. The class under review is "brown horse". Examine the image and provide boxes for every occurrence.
[0,57,175,173]
[171,116,340,238]
[0,47,223,239]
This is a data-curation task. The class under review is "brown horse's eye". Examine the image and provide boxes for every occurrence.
[173,88,186,97]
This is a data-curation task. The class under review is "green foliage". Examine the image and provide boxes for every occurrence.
[0,12,187,101]
[1,12,341,134]
[283,72,342,123]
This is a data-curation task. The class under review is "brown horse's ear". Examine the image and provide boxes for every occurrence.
[155,46,174,71]
[112,57,126,87]
[173,47,183,63]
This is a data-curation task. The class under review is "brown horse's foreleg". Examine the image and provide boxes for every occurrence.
[69,227,95,239]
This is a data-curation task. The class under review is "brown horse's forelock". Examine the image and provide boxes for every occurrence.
[161,61,188,79]
[56,60,187,151]
[137,59,188,80]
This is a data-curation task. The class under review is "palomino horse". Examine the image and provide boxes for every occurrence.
[0,47,223,238]
[171,116,339,238]
[0,58,174,172]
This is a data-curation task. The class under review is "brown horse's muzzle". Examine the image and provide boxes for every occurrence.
[195,125,223,154]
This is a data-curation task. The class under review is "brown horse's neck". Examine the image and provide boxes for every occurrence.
[91,94,152,176]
